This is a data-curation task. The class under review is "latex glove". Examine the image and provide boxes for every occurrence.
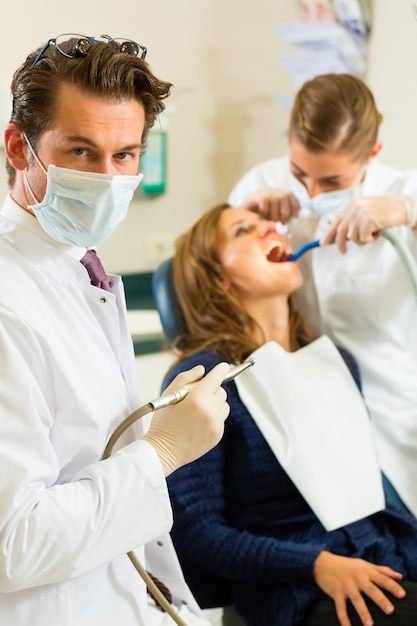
[239,186,300,223]
[143,363,230,476]
[321,196,417,254]
[314,550,406,626]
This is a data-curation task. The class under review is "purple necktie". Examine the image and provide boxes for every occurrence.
[80,249,111,291]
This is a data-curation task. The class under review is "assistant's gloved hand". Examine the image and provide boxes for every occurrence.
[143,362,230,476]
[321,196,417,254]
[239,186,300,223]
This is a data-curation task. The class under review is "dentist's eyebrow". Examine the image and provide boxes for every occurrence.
[62,134,143,151]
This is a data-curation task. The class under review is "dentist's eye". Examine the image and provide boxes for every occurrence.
[116,152,132,161]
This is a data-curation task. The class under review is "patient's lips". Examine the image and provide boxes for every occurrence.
[265,241,288,263]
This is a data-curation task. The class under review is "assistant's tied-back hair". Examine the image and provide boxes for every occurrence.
[290,73,383,161]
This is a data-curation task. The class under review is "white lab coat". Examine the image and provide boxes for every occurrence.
[229,157,417,516]
[0,196,204,625]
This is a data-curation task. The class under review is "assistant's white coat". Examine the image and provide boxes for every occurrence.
[229,157,417,516]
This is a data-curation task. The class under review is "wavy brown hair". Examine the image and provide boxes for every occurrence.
[172,203,315,364]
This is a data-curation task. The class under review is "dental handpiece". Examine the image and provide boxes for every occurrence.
[103,359,256,459]
[151,358,255,410]
[286,239,321,262]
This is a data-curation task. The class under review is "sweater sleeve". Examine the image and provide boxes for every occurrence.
[165,352,327,587]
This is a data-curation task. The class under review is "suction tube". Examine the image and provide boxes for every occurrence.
[286,239,320,262]
[380,228,417,298]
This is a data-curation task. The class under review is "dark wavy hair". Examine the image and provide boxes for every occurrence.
[172,203,315,365]
[6,38,173,186]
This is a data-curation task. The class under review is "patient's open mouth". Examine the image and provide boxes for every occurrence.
[266,241,288,263]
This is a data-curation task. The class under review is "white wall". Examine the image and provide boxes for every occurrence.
[0,0,416,274]
[367,0,417,170]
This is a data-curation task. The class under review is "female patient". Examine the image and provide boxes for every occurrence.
[164,203,417,626]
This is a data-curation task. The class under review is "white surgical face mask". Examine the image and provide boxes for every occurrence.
[288,170,364,217]
[23,134,143,246]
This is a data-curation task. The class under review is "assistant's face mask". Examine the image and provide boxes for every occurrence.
[24,135,143,247]
[288,169,364,217]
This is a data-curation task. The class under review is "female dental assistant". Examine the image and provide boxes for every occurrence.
[228,73,417,517]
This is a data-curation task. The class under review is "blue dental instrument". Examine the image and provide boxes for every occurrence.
[287,239,321,261]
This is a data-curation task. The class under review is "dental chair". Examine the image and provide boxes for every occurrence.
[152,258,245,626]
[152,258,186,347]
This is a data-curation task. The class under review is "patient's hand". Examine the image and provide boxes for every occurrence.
[314,550,406,626]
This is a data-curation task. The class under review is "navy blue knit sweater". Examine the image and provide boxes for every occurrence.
[165,348,417,626]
